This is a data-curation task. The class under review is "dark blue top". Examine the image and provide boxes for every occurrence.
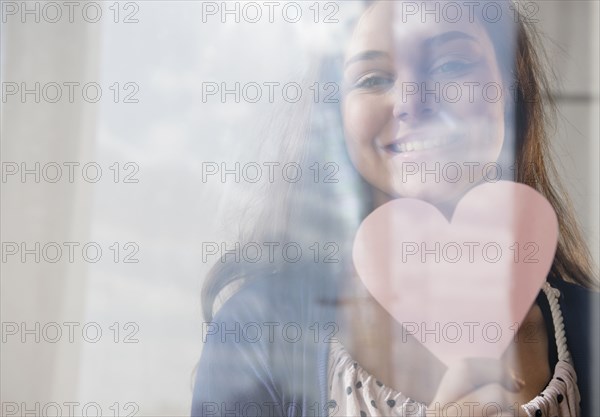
[191,264,599,417]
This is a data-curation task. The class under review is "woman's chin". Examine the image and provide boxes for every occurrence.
[386,180,470,208]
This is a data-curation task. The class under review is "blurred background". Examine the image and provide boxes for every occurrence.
[1,1,598,416]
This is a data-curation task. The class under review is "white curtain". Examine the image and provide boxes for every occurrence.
[1,6,101,406]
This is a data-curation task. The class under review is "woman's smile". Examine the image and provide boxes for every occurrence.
[342,1,506,205]
[379,130,466,158]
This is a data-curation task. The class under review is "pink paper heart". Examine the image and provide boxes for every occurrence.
[352,181,558,366]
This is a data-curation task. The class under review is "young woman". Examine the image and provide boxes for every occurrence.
[192,1,598,416]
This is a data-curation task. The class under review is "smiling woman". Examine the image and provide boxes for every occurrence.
[341,3,507,209]
[191,1,598,417]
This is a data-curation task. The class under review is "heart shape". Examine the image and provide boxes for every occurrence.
[352,181,558,366]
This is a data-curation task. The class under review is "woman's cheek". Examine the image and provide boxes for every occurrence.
[343,94,390,149]
[451,91,505,143]
[473,97,505,149]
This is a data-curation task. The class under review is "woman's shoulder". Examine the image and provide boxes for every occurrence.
[548,275,599,317]
[194,260,333,416]
[548,274,599,293]
[546,274,599,356]
[547,275,600,416]
[211,259,338,326]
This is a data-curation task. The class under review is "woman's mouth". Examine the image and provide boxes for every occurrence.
[383,133,463,155]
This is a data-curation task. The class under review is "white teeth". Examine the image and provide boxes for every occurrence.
[387,135,461,154]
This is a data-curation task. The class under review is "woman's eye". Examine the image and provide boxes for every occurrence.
[354,75,394,90]
[430,60,473,76]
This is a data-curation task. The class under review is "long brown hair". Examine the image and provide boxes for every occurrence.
[496,5,598,290]
[201,0,598,321]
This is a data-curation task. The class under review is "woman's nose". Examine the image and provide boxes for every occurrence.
[392,80,439,123]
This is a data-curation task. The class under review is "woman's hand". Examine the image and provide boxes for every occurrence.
[426,357,528,417]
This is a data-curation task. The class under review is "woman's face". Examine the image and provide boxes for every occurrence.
[342,1,507,206]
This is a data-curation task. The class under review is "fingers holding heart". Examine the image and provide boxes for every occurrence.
[428,358,526,416]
